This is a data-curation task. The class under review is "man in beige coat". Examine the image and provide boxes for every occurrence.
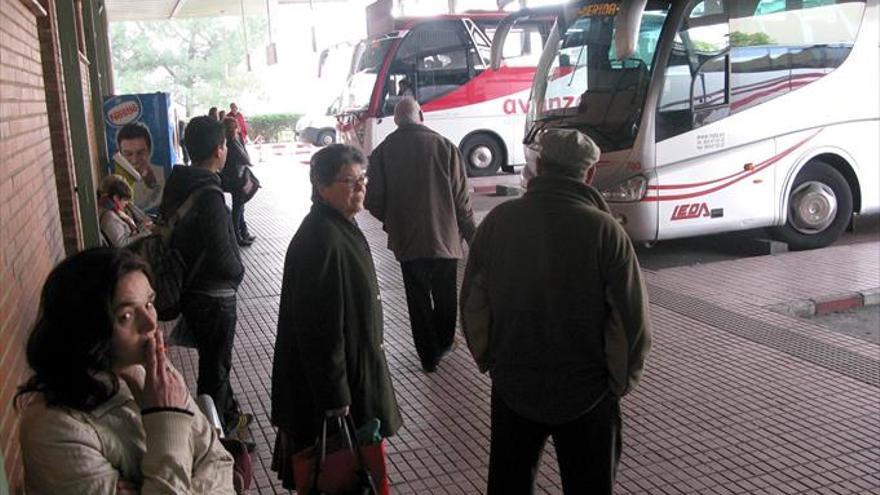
[365,98,476,372]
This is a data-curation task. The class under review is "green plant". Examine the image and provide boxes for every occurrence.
[730,31,775,47]
[248,113,301,143]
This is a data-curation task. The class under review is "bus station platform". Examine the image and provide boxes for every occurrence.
[168,158,879,494]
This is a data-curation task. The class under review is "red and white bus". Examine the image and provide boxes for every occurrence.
[494,0,878,249]
[337,13,551,176]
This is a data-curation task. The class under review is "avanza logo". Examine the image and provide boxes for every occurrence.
[502,96,579,115]
[671,202,711,221]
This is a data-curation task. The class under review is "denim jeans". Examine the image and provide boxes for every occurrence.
[180,292,241,430]
[231,191,248,239]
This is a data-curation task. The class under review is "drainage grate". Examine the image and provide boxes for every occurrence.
[647,284,880,388]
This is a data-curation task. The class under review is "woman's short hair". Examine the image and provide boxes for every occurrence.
[15,248,152,412]
[309,144,366,196]
[100,174,133,200]
[222,117,239,137]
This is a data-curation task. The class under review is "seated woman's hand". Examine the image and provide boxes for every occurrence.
[142,330,189,410]
[116,479,139,495]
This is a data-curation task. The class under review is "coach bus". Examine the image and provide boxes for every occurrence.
[492,0,878,249]
[337,12,551,176]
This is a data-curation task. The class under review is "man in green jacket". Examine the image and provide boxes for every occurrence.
[461,128,652,494]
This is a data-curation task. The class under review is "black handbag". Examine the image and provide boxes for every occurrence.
[239,166,261,203]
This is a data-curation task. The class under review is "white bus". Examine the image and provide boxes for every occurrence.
[337,13,551,176]
[493,0,878,249]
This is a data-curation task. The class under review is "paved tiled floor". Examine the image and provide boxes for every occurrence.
[169,158,880,494]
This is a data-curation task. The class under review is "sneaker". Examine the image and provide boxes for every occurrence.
[225,412,254,436]
[236,412,255,430]
[237,237,254,247]
[241,233,257,242]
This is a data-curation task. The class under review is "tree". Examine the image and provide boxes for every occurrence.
[110,17,268,116]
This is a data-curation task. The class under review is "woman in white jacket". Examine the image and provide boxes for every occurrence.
[98,174,153,248]
[16,248,235,494]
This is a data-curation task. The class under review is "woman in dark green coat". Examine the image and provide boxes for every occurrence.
[270,144,402,489]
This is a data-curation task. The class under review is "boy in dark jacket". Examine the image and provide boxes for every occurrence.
[160,116,249,436]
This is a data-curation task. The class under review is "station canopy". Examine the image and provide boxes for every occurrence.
[105,0,341,22]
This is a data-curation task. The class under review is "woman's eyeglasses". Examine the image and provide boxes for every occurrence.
[335,175,368,188]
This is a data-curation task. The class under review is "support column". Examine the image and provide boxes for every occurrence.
[55,0,101,246]
[82,0,109,167]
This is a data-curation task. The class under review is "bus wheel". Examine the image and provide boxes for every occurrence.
[317,130,336,147]
[461,134,503,177]
[773,161,853,250]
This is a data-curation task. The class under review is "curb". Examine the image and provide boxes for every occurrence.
[470,184,497,194]
[470,184,523,195]
[767,287,880,318]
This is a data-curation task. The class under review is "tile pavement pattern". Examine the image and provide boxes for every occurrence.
[169,161,880,494]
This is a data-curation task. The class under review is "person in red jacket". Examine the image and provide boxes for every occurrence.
[228,102,249,143]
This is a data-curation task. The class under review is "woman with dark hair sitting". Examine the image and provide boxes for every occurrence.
[98,174,153,248]
[16,247,235,494]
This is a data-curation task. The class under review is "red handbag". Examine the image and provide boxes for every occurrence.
[292,415,389,495]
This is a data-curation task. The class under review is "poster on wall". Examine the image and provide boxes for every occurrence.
[103,92,179,214]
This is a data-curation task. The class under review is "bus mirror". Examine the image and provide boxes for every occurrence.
[491,5,564,70]
[490,15,516,70]
[614,0,647,60]
[318,48,329,78]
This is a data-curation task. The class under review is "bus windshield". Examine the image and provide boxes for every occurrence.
[340,37,398,111]
[530,1,669,152]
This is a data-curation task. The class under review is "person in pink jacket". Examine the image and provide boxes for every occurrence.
[228,102,249,143]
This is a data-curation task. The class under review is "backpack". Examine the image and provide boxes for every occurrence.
[129,185,222,321]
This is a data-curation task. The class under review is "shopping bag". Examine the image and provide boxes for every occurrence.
[292,416,389,495]
[219,437,253,494]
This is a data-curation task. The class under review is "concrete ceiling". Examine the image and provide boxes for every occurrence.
[105,0,344,22]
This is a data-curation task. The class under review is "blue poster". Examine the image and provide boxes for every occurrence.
[103,93,179,213]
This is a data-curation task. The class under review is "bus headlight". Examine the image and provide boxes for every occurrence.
[602,175,647,202]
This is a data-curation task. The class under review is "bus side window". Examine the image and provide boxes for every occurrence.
[657,0,866,141]
[728,0,864,115]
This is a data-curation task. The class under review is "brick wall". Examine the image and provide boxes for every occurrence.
[37,0,82,254]
[0,0,68,488]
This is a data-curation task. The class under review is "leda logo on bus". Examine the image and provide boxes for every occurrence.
[671,202,710,221]
[578,3,620,17]
[107,99,142,126]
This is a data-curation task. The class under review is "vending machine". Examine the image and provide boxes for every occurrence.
[103,92,181,213]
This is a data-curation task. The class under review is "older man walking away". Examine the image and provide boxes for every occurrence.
[365,97,477,373]
[460,128,652,494]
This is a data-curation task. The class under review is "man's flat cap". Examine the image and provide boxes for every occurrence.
[539,128,600,168]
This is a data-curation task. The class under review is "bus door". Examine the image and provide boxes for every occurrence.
[375,19,489,144]
[654,0,776,239]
